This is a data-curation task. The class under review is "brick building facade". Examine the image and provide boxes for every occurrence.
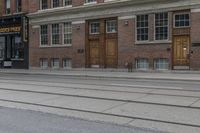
[0,0,29,68]
[2,0,200,70]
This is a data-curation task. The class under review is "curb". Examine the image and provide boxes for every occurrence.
[0,71,200,82]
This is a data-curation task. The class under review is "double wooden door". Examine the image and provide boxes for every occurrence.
[89,38,117,68]
[173,36,190,66]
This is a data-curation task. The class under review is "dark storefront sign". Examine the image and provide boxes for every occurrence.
[0,14,29,69]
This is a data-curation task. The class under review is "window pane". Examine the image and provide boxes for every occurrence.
[90,22,100,34]
[64,22,72,45]
[136,15,148,41]
[174,13,190,27]
[106,20,117,33]
[40,25,48,45]
[52,24,60,45]
[155,12,168,40]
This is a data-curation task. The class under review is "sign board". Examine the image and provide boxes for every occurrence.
[0,26,21,33]
[4,61,12,67]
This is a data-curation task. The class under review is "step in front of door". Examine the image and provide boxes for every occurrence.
[173,66,190,70]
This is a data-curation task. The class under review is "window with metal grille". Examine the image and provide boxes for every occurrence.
[64,22,72,45]
[40,58,48,69]
[136,15,149,41]
[63,58,72,69]
[155,13,168,40]
[51,58,60,69]
[136,58,149,70]
[40,25,48,45]
[154,58,169,70]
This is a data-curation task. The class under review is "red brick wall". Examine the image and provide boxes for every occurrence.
[72,0,85,7]
[118,16,171,70]
[28,0,40,13]
[29,21,86,69]
[72,22,86,68]
[190,11,200,70]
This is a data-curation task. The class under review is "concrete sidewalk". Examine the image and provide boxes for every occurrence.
[0,68,200,81]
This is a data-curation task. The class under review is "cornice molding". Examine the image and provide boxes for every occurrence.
[28,0,200,25]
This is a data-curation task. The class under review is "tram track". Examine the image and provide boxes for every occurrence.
[0,78,200,99]
[0,98,200,129]
[0,74,200,130]
[0,84,199,109]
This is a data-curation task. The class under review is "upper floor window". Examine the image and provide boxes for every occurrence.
[52,0,59,8]
[155,12,168,40]
[41,0,48,10]
[174,13,190,27]
[16,0,22,12]
[136,15,149,41]
[64,22,72,45]
[85,0,96,3]
[106,20,117,33]
[40,25,48,45]
[64,0,72,6]
[90,22,100,34]
[5,0,11,14]
[52,24,60,45]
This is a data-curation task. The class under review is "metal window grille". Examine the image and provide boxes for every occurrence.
[154,58,169,70]
[40,58,48,69]
[136,58,149,70]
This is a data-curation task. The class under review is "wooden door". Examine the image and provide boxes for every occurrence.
[106,39,117,68]
[89,40,100,67]
[173,36,190,66]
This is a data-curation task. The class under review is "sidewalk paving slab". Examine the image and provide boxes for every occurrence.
[0,69,200,81]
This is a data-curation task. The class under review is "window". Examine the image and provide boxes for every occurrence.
[136,15,149,41]
[52,0,59,8]
[51,58,60,69]
[90,22,100,34]
[64,0,72,6]
[11,36,24,59]
[52,24,60,45]
[64,22,72,45]
[154,58,169,70]
[136,58,149,70]
[106,20,117,33]
[40,58,48,69]
[63,58,72,69]
[174,13,190,27]
[16,0,22,12]
[41,0,48,10]
[85,0,96,3]
[155,13,168,40]
[40,25,48,45]
[5,0,11,14]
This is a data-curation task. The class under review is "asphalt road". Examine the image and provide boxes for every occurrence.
[0,107,167,133]
[0,73,199,133]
